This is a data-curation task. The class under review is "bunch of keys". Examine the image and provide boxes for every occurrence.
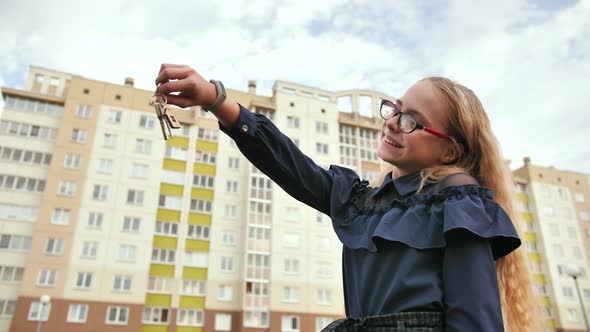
[149,92,181,140]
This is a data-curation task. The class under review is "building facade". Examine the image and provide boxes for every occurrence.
[514,157,590,332]
[0,66,390,332]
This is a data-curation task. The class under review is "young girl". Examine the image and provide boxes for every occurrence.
[155,64,540,331]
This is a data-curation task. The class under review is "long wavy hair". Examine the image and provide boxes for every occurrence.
[371,77,542,331]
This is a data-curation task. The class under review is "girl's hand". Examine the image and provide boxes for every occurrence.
[155,64,217,109]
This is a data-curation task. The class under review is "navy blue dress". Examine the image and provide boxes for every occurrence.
[220,105,521,331]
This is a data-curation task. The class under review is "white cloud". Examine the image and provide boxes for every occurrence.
[0,0,588,173]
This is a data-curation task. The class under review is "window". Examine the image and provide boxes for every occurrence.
[0,174,45,193]
[283,233,300,248]
[218,285,233,301]
[224,204,238,218]
[92,184,108,201]
[87,212,103,229]
[359,128,379,161]
[197,128,218,142]
[549,223,560,236]
[106,306,129,325]
[0,146,52,166]
[190,199,212,213]
[135,138,152,154]
[317,289,332,305]
[98,158,113,174]
[155,221,178,236]
[185,251,208,268]
[113,275,132,291]
[0,234,31,251]
[75,272,93,289]
[315,121,328,134]
[143,307,169,324]
[568,226,577,239]
[182,279,206,296]
[318,237,331,251]
[151,249,175,264]
[139,114,155,129]
[0,299,16,317]
[187,225,210,240]
[148,277,173,294]
[573,246,582,258]
[215,313,232,331]
[316,317,332,332]
[165,145,187,160]
[315,143,329,155]
[287,116,300,128]
[222,231,236,245]
[226,180,238,193]
[57,180,76,197]
[337,96,352,113]
[161,169,184,185]
[0,203,38,221]
[567,308,579,322]
[108,110,122,123]
[283,287,300,303]
[228,157,240,169]
[580,211,589,221]
[45,238,63,255]
[282,315,300,332]
[118,245,137,262]
[51,208,70,225]
[127,190,144,205]
[103,133,118,147]
[543,205,555,216]
[28,302,50,321]
[0,120,57,141]
[81,241,98,259]
[195,150,216,164]
[1,265,24,283]
[159,195,182,210]
[67,304,88,323]
[177,309,204,326]
[64,153,81,169]
[316,211,329,225]
[244,310,269,328]
[285,207,301,222]
[575,192,585,203]
[553,244,564,256]
[130,163,149,178]
[71,128,87,143]
[193,174,215,188]
[317,261,333,279]
[284,259,300,274]
[359,95,373,117]
[563,286,574,298]
[221,256,233,272]
[75,104,92,118]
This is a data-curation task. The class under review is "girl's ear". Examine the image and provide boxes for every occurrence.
[440,142,462,164]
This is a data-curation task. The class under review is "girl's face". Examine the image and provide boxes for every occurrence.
[377,80,456,177]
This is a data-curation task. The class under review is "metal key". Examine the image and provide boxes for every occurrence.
[149,93,173,140]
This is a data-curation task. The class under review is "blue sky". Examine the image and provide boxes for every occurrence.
[1,0,589,174]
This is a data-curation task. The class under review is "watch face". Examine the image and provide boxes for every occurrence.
[219,80,227,96]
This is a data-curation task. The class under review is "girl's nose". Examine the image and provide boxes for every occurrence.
[385,115,401,133]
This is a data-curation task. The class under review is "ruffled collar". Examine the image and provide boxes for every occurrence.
[371,171,423,198]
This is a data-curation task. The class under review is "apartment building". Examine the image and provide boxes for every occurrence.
[514,157,590,332]
[0,65,392,332]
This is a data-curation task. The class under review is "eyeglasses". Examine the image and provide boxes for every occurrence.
[380,99,453,140]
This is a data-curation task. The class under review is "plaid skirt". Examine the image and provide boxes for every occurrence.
[320,311,444,332]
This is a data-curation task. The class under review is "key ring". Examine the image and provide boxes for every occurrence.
[149,93,167,106]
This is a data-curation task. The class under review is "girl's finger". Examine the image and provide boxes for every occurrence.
[157,80,187,95]
[164,94,194,108]
[155,67,191,86]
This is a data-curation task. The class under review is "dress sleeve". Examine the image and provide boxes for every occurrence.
[219,104,360,216]
[442,230,505,332]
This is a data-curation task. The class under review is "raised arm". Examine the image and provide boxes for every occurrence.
[155,64,358,215]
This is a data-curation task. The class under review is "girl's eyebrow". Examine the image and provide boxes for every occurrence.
[396,99,427,121]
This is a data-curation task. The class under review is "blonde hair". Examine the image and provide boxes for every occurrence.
[372,77,542,331]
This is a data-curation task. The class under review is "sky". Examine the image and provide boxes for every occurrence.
[1,0,589,174]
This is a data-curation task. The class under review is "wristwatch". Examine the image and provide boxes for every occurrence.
[203,79,227,112]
